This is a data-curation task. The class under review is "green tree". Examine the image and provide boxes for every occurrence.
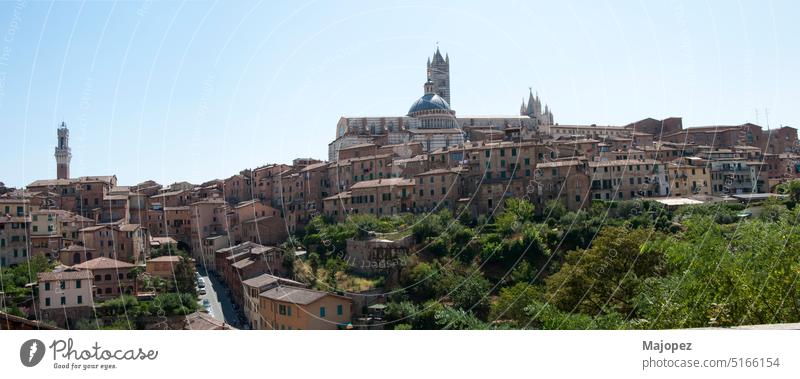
[490,282,542,327]
[545,226,666,316]
[174,255,197,296]
[434,306,490,330]
[635,217,800,329]
[778,179,800,207]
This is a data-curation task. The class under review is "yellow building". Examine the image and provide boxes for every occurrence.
[258,286,352,330]
[666,161,712,197]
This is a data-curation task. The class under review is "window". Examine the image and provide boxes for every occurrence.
[319,307,326,317]
[44,282,51,291]
[60,281,66,290]
[45,298,50,307]
[288,306,292,316]
[279,304,287,315]
[484,150,490,158]
[77,296,83,304]
[104,274,112,281]
[60,296,66,305]
[95,275,101,282]
[75,280,81,289]
[337,304,343,316]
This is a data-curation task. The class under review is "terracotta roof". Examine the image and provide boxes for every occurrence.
[59,245,95,252]
[0,310,62,330]
[588,159,661,167]
[241,273,305,290]
[38,268,92,281]
[73,257,135,270]
[150,236,178,245]
[118,224,141,232]
[323,191,352,201]
[259,286,338,305]
[79,225,108,232]
[152,189,188,198]
[299,162,330,172]
[349,178,415,189]
[536,160,583,168]
[414,168,466,176]
[183,311,235,330]
[148,255,182,263]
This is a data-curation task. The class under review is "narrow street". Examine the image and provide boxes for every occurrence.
[196,266,242,328]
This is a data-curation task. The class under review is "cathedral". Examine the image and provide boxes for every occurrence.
[520,88,554,126]
[328,47,555,161]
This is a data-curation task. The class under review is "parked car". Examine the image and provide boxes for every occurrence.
[199,288,207,295]
[198,278,206,288]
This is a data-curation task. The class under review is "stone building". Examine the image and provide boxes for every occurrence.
[37,267,93,327]
[258,286,352,330]
[588,159,669,201]
[73,257,136,300]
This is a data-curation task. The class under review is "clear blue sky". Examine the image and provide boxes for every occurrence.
[1,0,797,188]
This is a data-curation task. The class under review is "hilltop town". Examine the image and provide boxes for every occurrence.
[2,48,800,330]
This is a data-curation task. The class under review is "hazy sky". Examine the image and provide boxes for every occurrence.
[1,0,797,187]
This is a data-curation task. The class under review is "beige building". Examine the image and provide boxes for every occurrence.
[73,257,137,300]
[189,198,228,260]
[38,267,94,327]
[588,159,669,201]
[534,159,591,211]
[258,286,352,330]
[413,168,465,212]
[666,160,712,197]
[146,255,182,279]
[0,215,30,267]
[242,274,306,329]
[70,223,148,264]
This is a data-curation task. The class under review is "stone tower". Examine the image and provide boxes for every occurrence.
[427,46,450,106]
[55,121,71,179]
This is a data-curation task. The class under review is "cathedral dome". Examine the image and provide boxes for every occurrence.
[407,93,451,116]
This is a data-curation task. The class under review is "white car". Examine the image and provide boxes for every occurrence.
[199,288,207,295]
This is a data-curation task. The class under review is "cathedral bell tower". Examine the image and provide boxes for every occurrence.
[55,121,71,179]
[427,46,451,106]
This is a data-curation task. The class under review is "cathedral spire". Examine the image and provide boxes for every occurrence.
[527,88,536,116]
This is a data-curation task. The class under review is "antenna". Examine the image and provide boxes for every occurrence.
[764,108,770,131]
